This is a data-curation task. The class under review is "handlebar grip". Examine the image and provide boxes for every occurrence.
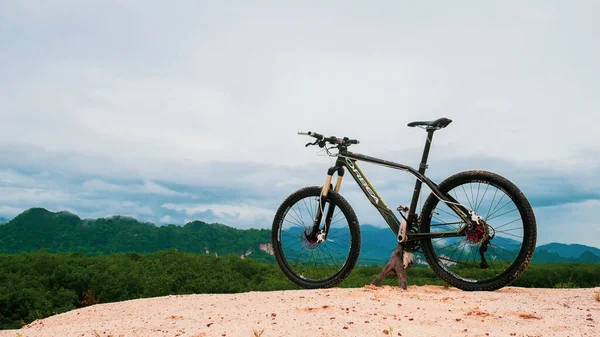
[307,131,324,140]
[342,137,359,145]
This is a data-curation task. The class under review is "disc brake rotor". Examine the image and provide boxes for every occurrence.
[465,220,490,245]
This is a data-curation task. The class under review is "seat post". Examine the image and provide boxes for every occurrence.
[418,129,435,174]
[407,129,436,218]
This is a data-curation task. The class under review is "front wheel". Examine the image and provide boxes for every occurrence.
[271,186,361,288]
[420,170,537,291]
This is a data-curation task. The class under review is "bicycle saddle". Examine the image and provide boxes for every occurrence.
[407,117,452,129]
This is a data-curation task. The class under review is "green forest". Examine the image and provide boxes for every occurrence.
[0,208,273,260]
[1,250,599,330]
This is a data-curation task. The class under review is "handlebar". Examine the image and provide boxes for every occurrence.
[298,131,360,148]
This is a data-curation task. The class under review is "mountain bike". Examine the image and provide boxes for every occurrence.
[271,118,537,291]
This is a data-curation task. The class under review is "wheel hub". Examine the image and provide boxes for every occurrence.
[302,229,320,250]
[465,221,489,245]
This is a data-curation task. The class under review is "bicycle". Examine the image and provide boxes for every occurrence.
[271,117,537,291]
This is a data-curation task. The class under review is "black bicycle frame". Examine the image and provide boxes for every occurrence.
[318,129,473,242]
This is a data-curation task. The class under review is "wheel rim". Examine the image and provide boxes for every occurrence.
[426,180,527,283]
[278,194,353,283]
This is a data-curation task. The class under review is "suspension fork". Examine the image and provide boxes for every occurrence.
[312,165,345,241]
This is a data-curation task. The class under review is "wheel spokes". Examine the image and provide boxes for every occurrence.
[279,196,352,283]
[429,181,524,283]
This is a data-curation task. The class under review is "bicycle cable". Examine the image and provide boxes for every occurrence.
[434,194,473,211]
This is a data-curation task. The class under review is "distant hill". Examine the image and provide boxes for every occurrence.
[1,208,599,265]
[357,224,600,265]
[536,243,600,258]
[532,243,600,263]
[0,208,274,262]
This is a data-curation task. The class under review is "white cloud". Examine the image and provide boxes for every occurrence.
[142,181,187,197]
[534,200,600,247]
[163,203,273,218]
[1,2,598,167]
[61,200,155,219]
[81,179,127,192]
[0,2,598,244]
[81,179,188,197]
[0,170,39,187]
[0,186,71,204]
[0,206,25,217]
[162,203,275,228]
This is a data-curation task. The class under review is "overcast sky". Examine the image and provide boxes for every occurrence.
[1,1,599,246]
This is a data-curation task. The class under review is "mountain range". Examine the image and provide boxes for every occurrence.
[0,208,599,265]
[358,224,600,264]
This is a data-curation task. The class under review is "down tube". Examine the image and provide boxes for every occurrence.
[343,159,402,234]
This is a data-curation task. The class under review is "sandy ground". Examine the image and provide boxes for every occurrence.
[2,286,599,337]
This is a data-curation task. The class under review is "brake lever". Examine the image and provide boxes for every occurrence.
[305,139,319,147]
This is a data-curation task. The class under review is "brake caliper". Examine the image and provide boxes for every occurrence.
[316,231,326,243]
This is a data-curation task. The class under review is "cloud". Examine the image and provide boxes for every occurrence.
[534,199,600,247]
[142,181,189,197]
[81,179,190,197]
[0,170,40,187]
[0,2,598,245]
[0,186,71,205]
[81,180,128,193]
[0,145,598,248]
[162,203,275,228]
[0,206,26,217]
[2,2,599,167]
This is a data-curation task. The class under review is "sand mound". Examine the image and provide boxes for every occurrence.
[2,286,598,336]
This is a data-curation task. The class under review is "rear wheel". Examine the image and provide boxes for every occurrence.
[420,170,537,291]
[271,186,361,288]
